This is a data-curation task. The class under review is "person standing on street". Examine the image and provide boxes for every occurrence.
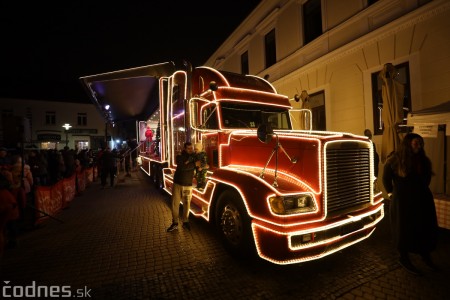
[382,133,439,275]
[99,147,115,188]
[167,142,200,232]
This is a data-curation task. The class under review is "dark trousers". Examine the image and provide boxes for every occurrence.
[101,168,115,187]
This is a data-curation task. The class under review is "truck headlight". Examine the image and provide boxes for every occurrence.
[269,194,316,215]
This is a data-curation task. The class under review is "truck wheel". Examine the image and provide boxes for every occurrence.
[215,190,255,258]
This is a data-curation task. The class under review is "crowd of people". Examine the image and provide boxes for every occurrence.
[0,146,97,255]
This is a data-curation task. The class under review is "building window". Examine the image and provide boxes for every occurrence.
[2,109,13,117]
[241,51,249,75]
[45,111,56,125]
[303,0,322,44]
[77,113,87,126]
[265,29,276,68]
[25,107,32,124]
[1,109,13,122]
[0,110,13,133]
[371,62,411,136]
[308,91,326,130]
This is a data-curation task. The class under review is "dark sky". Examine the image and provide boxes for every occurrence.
[0,1,261,103]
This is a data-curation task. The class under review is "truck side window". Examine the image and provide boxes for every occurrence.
[212,149,219,167]
[202,106,218,129]
[172,85,179,103]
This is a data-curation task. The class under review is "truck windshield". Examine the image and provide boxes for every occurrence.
[221,103,291,129]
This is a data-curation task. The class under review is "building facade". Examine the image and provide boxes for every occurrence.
[204,0,450,194]
[0,98,113,151]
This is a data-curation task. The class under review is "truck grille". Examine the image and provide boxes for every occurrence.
[324,141,371,214]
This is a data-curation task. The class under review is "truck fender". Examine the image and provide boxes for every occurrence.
[209,168,313,222]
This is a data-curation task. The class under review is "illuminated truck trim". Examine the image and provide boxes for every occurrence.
[252,204,384,265]
[80,63,384,266]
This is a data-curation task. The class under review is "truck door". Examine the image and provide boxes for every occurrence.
[190,99,219,171]
[168,72,188,168]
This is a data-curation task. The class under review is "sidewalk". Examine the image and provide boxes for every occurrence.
[1,170,449,299]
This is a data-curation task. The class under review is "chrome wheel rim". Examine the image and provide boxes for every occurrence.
[220,204,243,246]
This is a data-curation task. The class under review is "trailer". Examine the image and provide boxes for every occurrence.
[80,61,384,265]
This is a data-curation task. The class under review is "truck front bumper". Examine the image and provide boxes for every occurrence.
[251,204,384,265]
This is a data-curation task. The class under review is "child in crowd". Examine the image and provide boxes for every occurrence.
[194,143,208,190]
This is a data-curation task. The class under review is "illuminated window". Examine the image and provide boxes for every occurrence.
[371,62,411,135]
[77,113,87,126]
[241,51,249,75]
[45,111,56,125]
[303,0,322,44]
[265,29,276,68]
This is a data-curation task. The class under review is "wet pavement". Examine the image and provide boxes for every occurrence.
[1,170,449,299]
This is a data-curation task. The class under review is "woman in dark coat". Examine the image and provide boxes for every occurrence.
[383,133,438,275]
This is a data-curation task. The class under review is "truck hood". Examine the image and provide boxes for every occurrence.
[79,62,176,122]
[221,130,369,193]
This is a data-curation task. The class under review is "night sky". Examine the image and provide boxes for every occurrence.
[0,1,261,103]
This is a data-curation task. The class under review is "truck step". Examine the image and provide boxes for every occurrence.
[189,202,204,216]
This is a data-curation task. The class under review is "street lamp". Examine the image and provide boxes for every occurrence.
[104,105,111,148]
[62,123,72,148]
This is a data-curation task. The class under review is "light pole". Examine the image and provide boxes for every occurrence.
[104,105,111,148]
[62,123,72,148]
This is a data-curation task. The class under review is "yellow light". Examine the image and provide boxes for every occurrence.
[269,196,285,214]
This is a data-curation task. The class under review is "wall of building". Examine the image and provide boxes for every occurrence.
[0,98,107,150]
[206,0,450,131]
[205,0,450,194]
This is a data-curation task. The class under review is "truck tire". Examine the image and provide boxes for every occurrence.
[215,190,255,258]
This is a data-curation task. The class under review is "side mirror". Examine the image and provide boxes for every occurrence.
[257,124,274,144]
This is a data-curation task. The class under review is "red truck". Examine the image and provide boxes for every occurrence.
[80,62,384,265]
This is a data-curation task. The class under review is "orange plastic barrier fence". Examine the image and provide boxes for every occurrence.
[34,167,96,225]
[76,169,86,194]
[63,175,76,208]
[34,182,63,225]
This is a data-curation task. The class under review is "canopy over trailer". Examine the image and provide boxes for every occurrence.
[79,62,177,123]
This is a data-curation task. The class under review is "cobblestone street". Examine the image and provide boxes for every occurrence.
[1,171,449,299]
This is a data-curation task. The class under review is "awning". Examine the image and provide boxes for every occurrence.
[407,101,450,125]
[79,62,176,123]
[407,101,450,194]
